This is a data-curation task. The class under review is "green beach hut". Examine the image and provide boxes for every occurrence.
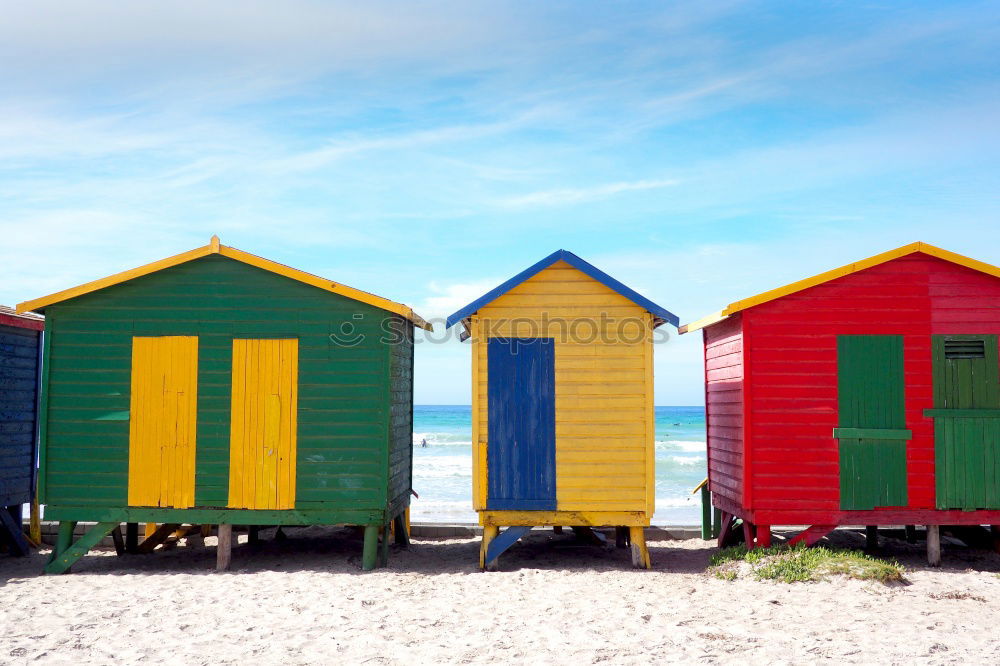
[16,236,429,573]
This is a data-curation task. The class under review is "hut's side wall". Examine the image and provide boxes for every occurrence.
[387,317,414,515]
[41,255,393,513]
[743,253,1000,523]
[473,260,653,514]
[0,323,40,507]
[703,313,744,511]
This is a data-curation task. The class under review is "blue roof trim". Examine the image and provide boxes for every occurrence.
[445,249,679,328]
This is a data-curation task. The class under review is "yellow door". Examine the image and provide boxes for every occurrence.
[228,339,299,509]
[128,336,199,508]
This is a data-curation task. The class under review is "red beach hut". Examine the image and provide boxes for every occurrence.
[680,242,1000,564]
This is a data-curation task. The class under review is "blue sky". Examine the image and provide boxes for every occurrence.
[2,2,999,404]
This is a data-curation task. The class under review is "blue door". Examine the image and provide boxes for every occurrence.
[487,337,556,510]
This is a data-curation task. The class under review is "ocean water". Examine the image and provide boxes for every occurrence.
[411,405,706,526]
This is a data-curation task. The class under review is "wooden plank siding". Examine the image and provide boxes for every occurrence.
[41,254,400,516]
[740,253,1000,524]
[472,260,653,514]
[386,316,414,516]
[0,323,40,508]
[703,313,744,508]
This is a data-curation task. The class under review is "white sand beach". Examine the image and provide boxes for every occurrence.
[3,528,1000,664]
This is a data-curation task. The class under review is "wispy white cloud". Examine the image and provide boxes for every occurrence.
[417,279,501,322]
[497,178,680,208]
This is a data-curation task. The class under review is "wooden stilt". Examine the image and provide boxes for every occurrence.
[136,523,181,554]
[481,525,499,571]
[712,507,722,538]
[393,513,409,547]
[125,523,139,553]
[201,524,212,538]
[788,525,837,547]
[927,525,941,567]
[29,497,41,545]
[905,524,917,544]
[111,526,125,556]
[144,522,156,538]
[700,485,712,540]
[379,521,390,568]
[248,526,260,546]
[743,521,756,549]
[716,511,735,548]
[50,520,76,564]
[571,526,606,545]
[45,522,117,575]
[756,525,772,548]
[0,507,30,556]
[629,526,651,569]
[865,525,878,549]
[362,524,379,571]
[216,524,232,571]
[615,526,629,549]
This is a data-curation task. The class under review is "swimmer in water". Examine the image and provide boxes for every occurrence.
[421,438,428,448]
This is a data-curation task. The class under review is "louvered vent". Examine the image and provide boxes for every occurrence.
[944,339,986,360]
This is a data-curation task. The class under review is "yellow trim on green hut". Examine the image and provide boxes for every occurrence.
[16,236,432,331]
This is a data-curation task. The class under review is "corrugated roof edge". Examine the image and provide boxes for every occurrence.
[445,249,679,329]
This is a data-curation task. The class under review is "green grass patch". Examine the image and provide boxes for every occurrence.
[709,544,905,584]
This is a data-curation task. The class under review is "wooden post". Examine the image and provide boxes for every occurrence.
[144,522,156,539]
[0,507,29,556]
[629,526,651,569]
[125,523,139,553]
[362,524,379,571]
[379,521,390,567]
[51,520,76,564]
[927,525,941,567]
[111,526,125,556]
[393,513,409,547]
[743,521,756,549]
[905,524,917,544]
[712,507,722,538]
[865,525,878,549]
[216,524,232,571]
[481,525,499,571]
[716,511,735,548]
[29,497,41,545]
[756,525,772,548]
[615,526,628,549]
[136,523,181,554]
[248,526,260,546]
[44,522,117,575]
[700,486,712,540]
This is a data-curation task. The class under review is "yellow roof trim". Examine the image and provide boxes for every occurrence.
[677,310,726,335]
[680,242,1000,334]
[16,238,433,331]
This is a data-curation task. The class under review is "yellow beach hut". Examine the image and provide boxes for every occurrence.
[446,250,678,569]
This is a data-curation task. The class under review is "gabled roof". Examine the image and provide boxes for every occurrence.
[445,249,679,329]
[16,236,432,330]
[679,241,1000,334]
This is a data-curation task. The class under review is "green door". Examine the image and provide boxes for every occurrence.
[836,335,910,510]
[927,335,1000,510]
